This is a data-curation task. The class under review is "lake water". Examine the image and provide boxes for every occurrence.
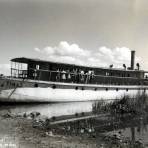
[1,101,148,146]
[0,101,96,148]
[0,101,95,118]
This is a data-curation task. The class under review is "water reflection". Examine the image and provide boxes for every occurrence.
[106,116,148,145]
[121,123,148,145]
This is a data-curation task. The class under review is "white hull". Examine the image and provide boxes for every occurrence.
[0,86,147,103]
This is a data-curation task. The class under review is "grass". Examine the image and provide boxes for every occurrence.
[92,90,148,117]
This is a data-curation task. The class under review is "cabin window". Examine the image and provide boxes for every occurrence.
[127,74,130,77]
[11,62,28,78]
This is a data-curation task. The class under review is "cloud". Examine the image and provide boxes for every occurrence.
[0,42,142,76]
[0,64,10,76]
[34,41,142,69]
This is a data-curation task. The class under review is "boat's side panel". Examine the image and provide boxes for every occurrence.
[0,87,147,103]
[0,77,147,103]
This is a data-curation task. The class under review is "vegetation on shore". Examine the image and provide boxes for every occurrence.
[93,91,148,117]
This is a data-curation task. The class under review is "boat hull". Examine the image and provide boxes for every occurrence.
[0,87,147,103]
[0,78,147,103]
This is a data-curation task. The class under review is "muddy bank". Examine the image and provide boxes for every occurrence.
[0,110,148,148]
[0,111,102,148]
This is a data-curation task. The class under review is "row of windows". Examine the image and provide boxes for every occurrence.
[0,81,21,88]
[106,72,131,77]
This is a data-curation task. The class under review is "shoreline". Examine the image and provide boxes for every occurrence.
[0,110,103,148]
[0,105,148,148]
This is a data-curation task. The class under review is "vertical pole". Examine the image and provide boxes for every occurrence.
[15,62,16,77]
[18,63,19,78]
[21,63,22,78]
[11,61,12,77]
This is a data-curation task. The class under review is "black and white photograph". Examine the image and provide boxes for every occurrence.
[0,0,148,147]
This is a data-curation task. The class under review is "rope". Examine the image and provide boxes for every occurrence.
[8,77,25,99]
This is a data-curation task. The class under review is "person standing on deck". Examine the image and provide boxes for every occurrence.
[56,69,60,82]
[76,69,81,83]
[73,68,77,83]
[80,70,84,83]
[85,71,88,84]
[90,70,94,83]
[61,69,66,82]
[33,69,37,80]
[67,70,71,82]
[85,70,92,84]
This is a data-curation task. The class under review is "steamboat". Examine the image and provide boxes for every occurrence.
[0,50,148,102]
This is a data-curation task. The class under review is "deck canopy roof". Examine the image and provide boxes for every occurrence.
[11,57,145,73]
[11,57,52,64]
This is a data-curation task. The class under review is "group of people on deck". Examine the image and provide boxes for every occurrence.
[55,68,95,84]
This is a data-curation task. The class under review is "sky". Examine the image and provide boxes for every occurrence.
[0,0,148,75]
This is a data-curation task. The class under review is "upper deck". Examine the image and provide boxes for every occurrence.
[10,57,147,85]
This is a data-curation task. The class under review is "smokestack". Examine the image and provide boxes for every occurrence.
[131,50,135,70]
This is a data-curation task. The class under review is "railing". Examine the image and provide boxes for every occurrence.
[11,68,147,85]
[11,68,28,78]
